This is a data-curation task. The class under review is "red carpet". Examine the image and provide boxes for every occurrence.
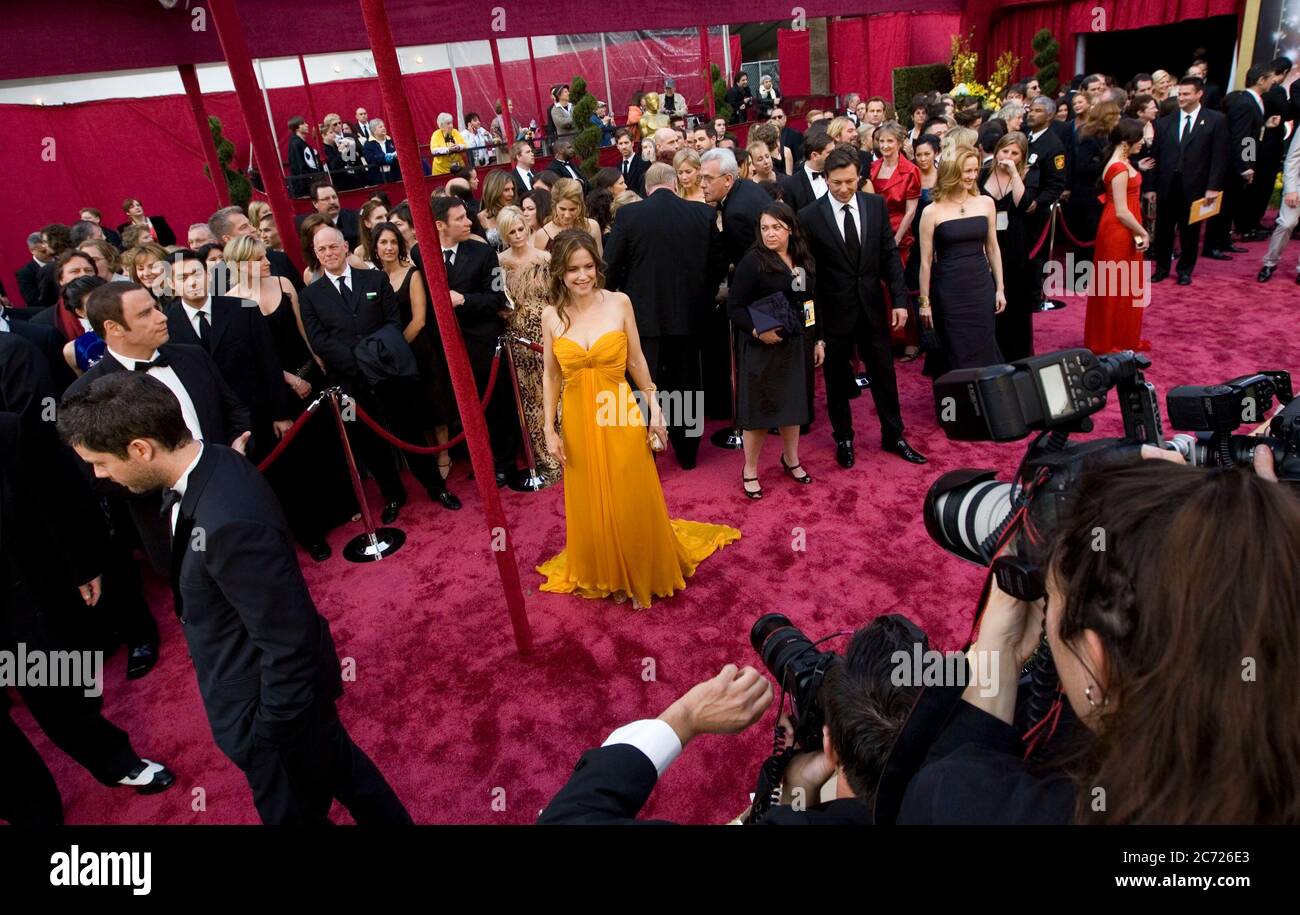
[15,233,1298,824]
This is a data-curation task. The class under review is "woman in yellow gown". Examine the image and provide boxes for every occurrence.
[536,229,740,608]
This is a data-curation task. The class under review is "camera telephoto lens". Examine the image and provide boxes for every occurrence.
[923,470,1019,565]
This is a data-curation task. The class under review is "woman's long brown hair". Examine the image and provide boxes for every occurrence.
[1048,458,1300,824]
[546,229,605,332]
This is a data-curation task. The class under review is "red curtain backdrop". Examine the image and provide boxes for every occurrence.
[982,0,1240,83]
[779,12,961,105]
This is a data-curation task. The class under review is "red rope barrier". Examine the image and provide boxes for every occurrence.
[255,388,331,472]
[1026,211,1054,260]
[350,347,504,455]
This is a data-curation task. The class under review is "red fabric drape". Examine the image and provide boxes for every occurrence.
[983,0,1239,84]
[777,28,811,97]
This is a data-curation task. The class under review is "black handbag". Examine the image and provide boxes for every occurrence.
[747,291,802,337]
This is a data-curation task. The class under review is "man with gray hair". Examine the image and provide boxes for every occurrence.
[208,206,301,291]
[604,161,726,468]
[1023,94,1069,310]
[16,231,53,307]
[188,222,218,249]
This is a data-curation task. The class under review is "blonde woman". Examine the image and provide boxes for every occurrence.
[477,169,517,249]
[917,145,1005,373]
[497,205,559,483]
[531,177,602,256]
[673,148,705,202]
[940,126,979,158]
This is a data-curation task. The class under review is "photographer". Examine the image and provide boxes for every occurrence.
[894,449,1299,824]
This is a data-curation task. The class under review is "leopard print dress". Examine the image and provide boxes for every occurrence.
[505,259,562,484]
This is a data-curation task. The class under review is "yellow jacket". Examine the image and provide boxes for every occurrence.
[429,128,468,174]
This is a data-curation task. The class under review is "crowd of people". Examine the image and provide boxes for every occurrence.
[3,44,1299,827]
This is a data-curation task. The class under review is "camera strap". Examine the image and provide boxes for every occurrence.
[746,747,799,824]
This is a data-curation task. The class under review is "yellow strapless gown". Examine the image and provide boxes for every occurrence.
[537,330,740,607]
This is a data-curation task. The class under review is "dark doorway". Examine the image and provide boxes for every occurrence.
[1082,14,1239,90]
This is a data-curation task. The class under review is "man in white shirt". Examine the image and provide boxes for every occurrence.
[509,140,537,198]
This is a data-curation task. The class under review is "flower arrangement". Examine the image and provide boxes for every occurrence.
[948,31,1021,110]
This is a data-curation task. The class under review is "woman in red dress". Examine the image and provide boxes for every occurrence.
[869,122,922,357]
[1085,119,1151,354]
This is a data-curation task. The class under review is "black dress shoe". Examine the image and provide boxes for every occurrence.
[883,438,928,464]
[307,541,331,562]
[1176,274,1192,286]
[1150,268,1169,283]
[434,489,462,510]
[854,373,871,389]
[494,471,509,488]
[835,440,855,469]
[1226,243,1248,252]
[1258,265,1276,283]
[1202,249,1233,260]
[125,643,158,680]
[117,760,175,795]
[381,501,401,524]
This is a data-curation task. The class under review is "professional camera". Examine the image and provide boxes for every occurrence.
[1166,374,1299,479]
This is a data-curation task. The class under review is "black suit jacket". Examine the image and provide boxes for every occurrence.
[542,157,589,193]
[165,296,293,431]
[3,312,73,395]
[1150,106,1229,200]
[780,166,822,215]
[294,209,359,251]
[170,444,343,769]
[15,260,44,308]
[508,166,537,199]
[1026,128,1068,212]
[603,189,726,337]
[298,267,401,384]
[113,216,175,248]
[538,742,873,825]
[719,178,774,269]
[615,155,649,197]
[1226,91,1265,176]
[411,240,506,358]
[781,125,805,167]
[798,191,908,340]
[266,249,304,292]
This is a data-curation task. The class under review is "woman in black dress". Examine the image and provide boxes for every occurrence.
[982,131,1035,362]
[726,202,821,500]
[917,145,1006,376]
[223,235,358,560]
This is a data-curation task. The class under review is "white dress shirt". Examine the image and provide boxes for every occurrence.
[1028,127,1048,145]
[601,719,683,776]
[516,166,534,191]
[1179,105,1201,141]
[441,242,460,267]
[324,263,353,293]
[180,296,213,339]
[168,443,204,535]
[107,346,204,442]
[1247,88,1265,117]
[805,162,829,199]
[832,194,866,244]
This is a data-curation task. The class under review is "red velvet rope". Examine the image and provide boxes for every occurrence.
[255,394,325,472]
[1027,203,1097,259]
[350,349,503,455]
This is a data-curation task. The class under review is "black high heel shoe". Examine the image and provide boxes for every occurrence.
[780,456,812,484]
[742,474,763,500]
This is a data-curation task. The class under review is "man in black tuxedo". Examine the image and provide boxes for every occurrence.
[1206,66,1273,257]
[350,106,374,144]
[58,373,411,825]
[165,252,293,462]
[66,282,252,580]
[798,146,926,468]
[771,108,804,168]
[700,148,773,423]
[294,178,359,250]
[1147,76,1229,286]
[299,227,460,517]
[779,127,834,213]
[16,231,53,308]
[542,140,590,193]
[508,141,539,198]
[412,197,518,486]
[0,409,176,826]
[613,128,648,196]
[1023,97,1069,307]
[1243,58,1291,237]
[604,162,727,469]
[208,205,303,292]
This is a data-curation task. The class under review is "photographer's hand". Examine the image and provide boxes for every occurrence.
[967,576,1043,725]
[658,664,773,747]
[775,714,836,805]
[1140,442,1278,482]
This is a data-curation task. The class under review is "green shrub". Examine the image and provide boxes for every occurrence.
[204,115,251,211]
[891,64,952,111]
[1032,29,1060,98]
[570,76,602,178]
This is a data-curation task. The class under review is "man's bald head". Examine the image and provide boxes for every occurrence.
[653,127,681,163]
[313,225,348,274]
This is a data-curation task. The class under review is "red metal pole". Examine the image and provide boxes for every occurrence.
[297,54,325,146]
[488,38,514,146]
[527,37,545,134]
[208,0,303,271]
[699,26,716,120]
[178,64,231,211]
[356,0,533,655]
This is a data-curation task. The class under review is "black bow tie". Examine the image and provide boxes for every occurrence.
[134,354,170,372]
[809,171,823,179]
[160,488,181,518]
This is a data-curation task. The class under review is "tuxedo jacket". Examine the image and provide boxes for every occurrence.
[298,267,401,384]
[615,155,649,197]
[165,295,293,430]
[411,240,506,357]
[508,166,537,199]
[170,444,343,770]
[780,166,822,214]
[603,188,726,337]
[542,157,590,193]
[537,743,873,825]
[2,311,73,396]
[15,260,43,308]
[718,178,774,269]
[113,216,175,248]
[798,191,908,340]
[63,343,251,572]
[1150,107,1229,200]
[1226,91,1265,175]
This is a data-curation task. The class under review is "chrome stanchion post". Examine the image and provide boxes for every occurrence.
[328,388,406,562]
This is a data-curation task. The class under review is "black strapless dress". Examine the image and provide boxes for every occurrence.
[929,215,1004,372]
